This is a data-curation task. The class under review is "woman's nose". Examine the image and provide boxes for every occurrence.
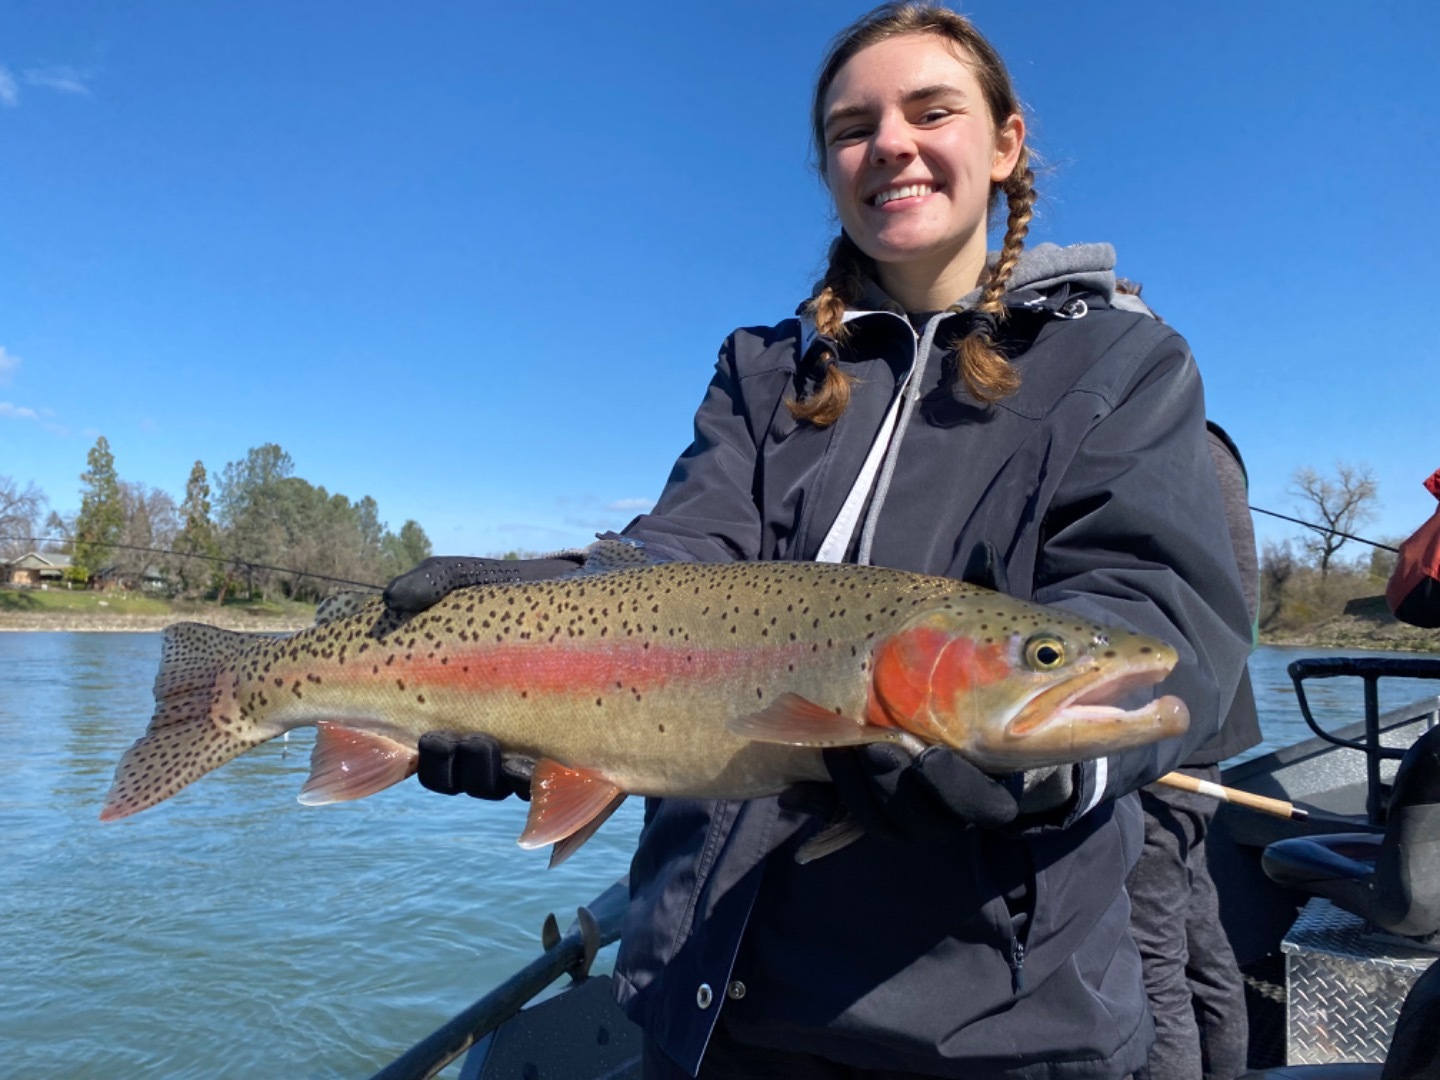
[870,114,917,165]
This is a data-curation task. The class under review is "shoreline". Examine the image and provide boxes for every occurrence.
[0,612,314,634]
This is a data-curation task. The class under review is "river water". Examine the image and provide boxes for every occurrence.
[2,634,1437,1078]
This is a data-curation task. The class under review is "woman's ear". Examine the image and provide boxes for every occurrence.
[990,112,1025,183]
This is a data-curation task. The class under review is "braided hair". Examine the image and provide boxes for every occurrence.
[791,3,1036,426]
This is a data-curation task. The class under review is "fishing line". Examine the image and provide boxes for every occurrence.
[0,535,385,590]
[1247,509,1399,554]
[6,505,1398,590]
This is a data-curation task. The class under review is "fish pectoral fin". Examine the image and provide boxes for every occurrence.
[726,692,909,748]
[296,722,419,805]
[518,759,626,861]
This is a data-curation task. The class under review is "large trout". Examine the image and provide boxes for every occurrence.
[101,552,1188,862]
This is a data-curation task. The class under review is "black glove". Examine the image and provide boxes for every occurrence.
[384,554,584,615]
[824,743,1019,842]
[417,732,534,801]
[822,541,1022,843]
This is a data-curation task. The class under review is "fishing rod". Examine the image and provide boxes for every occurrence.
[0,535,385,591]
[1248,507,1399,554]
[7,502,1397,594]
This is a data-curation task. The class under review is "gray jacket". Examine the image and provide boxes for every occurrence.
[612,243,1253,1078]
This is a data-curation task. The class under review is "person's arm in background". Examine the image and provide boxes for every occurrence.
[1385,469,1440,629]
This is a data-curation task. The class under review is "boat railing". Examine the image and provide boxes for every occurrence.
[368,876,630,1080]
[1288,656,1440,824]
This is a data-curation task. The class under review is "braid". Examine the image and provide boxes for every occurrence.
[955,150,1036,403]
[789,235,867,427]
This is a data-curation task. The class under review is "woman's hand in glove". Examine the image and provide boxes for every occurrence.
[823,743,1021,842]
[416,732,534,802]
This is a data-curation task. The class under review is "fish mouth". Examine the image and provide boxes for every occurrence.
[1006,661,1185,740]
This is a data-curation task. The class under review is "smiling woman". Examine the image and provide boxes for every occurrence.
[796,5,1035,427]
[384,3,1255,1079]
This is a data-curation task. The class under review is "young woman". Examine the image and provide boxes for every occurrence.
[394,4,1253,1077]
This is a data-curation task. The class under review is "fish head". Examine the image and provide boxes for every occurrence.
[866,595,1189,771]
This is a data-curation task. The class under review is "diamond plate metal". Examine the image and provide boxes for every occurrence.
[1281,897,1437,1065]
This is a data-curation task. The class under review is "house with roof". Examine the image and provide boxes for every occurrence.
[2,551,73,587]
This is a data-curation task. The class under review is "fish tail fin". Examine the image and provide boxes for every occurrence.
[100,622,270,822]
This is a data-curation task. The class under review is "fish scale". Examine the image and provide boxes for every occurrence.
[102,554,1189,864]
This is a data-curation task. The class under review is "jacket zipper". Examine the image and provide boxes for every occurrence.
[1009,938,1026,994]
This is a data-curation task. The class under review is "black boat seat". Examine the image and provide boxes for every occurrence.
[1237,956,1440,1080]
[1261,726,1440,940]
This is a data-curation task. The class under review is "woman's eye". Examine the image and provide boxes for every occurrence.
[918,109,951,124]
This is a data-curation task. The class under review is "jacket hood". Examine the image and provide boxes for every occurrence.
[806,240,1119,316]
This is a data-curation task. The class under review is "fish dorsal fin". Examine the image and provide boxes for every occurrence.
[726,692,920,750]
[315,591,376,625]
[518,759,626,859]
[567,538,654,578]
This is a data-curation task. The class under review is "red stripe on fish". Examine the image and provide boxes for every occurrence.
[352,639,822,697]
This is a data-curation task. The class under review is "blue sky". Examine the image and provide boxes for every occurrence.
[2,1,1436,568]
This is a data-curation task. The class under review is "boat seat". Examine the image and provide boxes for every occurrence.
[1237,956,1440,1080]
[1261,725,1440,940]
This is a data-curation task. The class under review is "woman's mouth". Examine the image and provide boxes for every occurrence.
[869,182,939,208]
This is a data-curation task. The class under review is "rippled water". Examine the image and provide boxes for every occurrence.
[0,634,1436,1077]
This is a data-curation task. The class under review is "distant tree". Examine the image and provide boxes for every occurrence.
[1259,539,1297,631]
[115,482,179,586]
[383,519,432,577]
[42,510,72,552]
[173,461,221,598]
[1290,461,1380,579]
[72,436,126,582]
[216,444,296,599]
[0,475,47,559]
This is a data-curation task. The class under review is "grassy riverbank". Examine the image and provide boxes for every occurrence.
[0,586,318,633]
[1259,596,1440,653]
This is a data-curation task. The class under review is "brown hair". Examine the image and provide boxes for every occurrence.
[791,2,1036,426]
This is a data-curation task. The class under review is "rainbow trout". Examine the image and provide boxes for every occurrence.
[101,551,1188,863]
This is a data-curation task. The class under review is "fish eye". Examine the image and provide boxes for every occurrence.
[1024,634,1067,671]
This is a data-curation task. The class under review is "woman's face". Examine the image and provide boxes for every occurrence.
[822,34,1023,301]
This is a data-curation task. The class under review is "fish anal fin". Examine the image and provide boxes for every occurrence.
[297,722,418,805]
[547,792,628,868]
[519,760,625,858]
[726,692,909,749]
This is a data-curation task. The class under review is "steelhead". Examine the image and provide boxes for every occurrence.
[100,554,1188,862]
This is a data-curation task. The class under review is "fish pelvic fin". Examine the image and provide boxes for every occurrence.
[727,692,924,752]
[296,722,419,805]
[519,759,627,866]
[795,814,866,864]
[101,622,271,822]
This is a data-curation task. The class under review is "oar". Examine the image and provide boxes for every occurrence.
[1157,771,1309,820]
[369,876,630,1080]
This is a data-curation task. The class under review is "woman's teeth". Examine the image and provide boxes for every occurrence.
[872,183,934,207]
